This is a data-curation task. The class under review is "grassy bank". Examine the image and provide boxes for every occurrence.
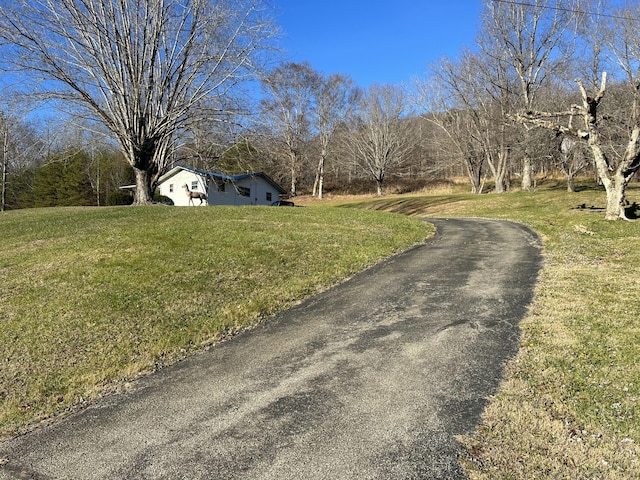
[344,182,640,479]
[0,205,430,439]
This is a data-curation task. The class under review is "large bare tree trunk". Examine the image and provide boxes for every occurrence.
[375,178,384,197]
[486,142,509,194]
[464,156,485,194]
[132,168,154,205]
[581,77,639,220]
[590,136,638,220]
[513,73,640,220]
[288,151,298,197]
[605,178,627,220]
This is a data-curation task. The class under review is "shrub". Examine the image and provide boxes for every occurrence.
[153,194,174,205]
[106,191,133,206]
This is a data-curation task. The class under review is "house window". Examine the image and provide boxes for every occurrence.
[169,184,174,193]
[238,186,250,197]
[218,182,225,192]
[266,192,272,202]
[191,181,198,190]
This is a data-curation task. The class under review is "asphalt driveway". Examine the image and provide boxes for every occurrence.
[0,218,542,480]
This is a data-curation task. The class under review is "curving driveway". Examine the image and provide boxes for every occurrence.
[0,218,542,480]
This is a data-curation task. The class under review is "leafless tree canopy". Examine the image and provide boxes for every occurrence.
[312,73,357,199]
[4,1,640,212]
[415,49,518,194]
[260,62,320,197]
[346,84,415,196]
[0,0,276,204]
[482,0,577,190]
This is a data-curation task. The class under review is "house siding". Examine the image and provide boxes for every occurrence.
[208,176,282,206]
[156,166,284,207]
[157,169,208,206]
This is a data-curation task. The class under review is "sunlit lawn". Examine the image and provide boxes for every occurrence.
[3,179,640,479]
[0,205,429,439]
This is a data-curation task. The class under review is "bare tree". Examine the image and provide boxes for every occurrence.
[412,74,486,193]
[261,62,320,197]
[482,0,577,190]
[514,72,640,220]
[513,3,640,220]
[346,84,415,196]
[0,0,275,204]
[312,74,358,199]
[0,110,45,211]
[0,112,11,212]
[444,110,488,193]
[421,51,516,193]
[559,136,589,192]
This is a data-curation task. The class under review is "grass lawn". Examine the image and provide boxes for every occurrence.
[0,205,430,439]
[338,180,640,479]
[3,180,639,478]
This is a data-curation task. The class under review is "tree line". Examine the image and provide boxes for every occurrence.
[416,0,640,220]
[1,0,640,219]
[1,115,134,210]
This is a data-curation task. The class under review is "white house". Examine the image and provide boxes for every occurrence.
[156,165,287,207]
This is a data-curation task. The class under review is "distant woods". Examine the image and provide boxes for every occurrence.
[2,1,640,215]
[1,133,134,210]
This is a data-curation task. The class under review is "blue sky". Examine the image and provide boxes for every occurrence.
[274,0,484,87]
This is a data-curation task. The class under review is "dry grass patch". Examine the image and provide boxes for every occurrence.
[461,258,640,479]
[341,181,640,478]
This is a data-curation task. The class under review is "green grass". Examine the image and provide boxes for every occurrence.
[0,205,430,439]
[343,181,640,479]
[4,181,640,478]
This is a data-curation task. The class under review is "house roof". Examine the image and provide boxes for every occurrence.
[159,165,286,194]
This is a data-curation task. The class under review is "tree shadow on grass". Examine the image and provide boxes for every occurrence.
[573,202,640,219]
[625,202,640,219]
[573,203,605,212]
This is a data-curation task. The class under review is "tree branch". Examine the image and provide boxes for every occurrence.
[508,112,589,139]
